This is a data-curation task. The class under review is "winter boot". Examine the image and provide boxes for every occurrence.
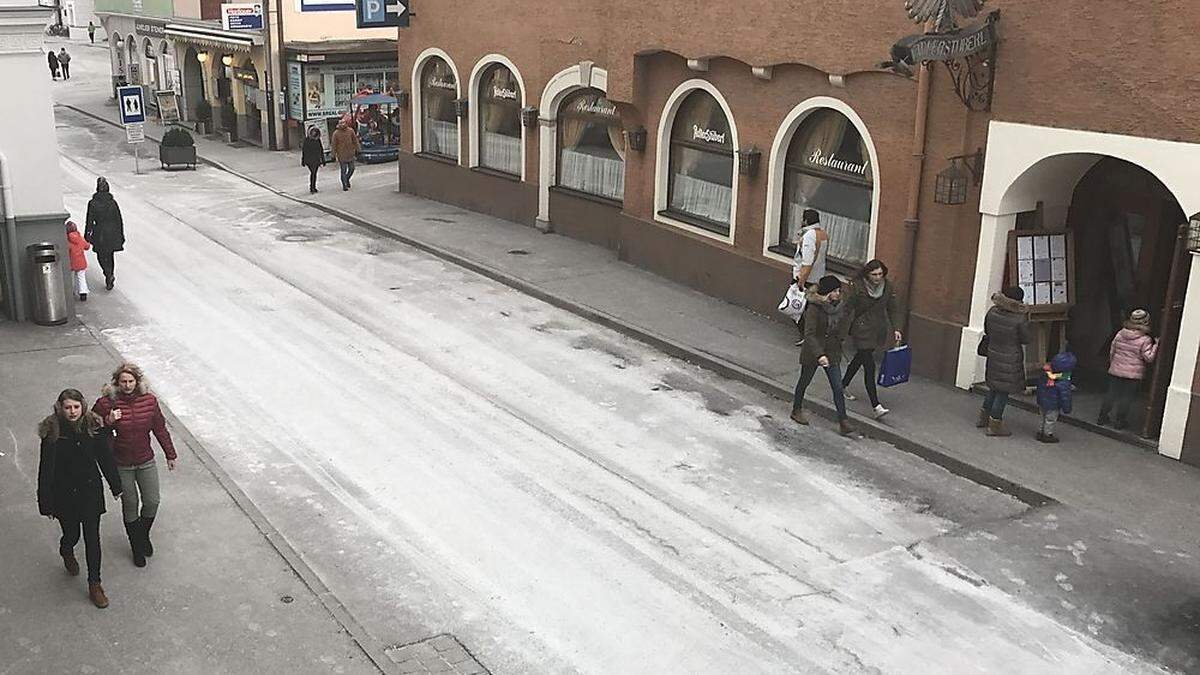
[986,418,1011,437]
[790,408,809,426]
[125,521,146,567]
[839,420,855,437]
[79,293,87,302]
[105,276,114,291]
[88,582,109,608]
[1096,414,1110,427]
[1040,433,1060,444]
[976,408,989,428]
[140,516,155,557]
[61,550,80,576]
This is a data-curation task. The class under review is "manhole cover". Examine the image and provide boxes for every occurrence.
[507,249,531,255]
[278,232,326,243]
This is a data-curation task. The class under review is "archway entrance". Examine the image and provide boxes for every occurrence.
[183,47,204,120]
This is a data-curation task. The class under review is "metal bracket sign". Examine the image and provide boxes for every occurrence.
[117,85,146,125]
[356,0,408,28]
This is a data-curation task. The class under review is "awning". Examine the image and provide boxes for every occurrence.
[351,93,398,105]
[165,23,258,51]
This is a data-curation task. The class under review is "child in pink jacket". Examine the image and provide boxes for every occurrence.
[1098,308,1158,430]
[66,220,90,302]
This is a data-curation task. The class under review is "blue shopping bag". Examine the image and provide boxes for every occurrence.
[877,345,911,388]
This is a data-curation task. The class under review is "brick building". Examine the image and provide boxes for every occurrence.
[390,1,1200,464]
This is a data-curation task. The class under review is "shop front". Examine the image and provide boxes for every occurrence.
[164,21,259,140]
[284,42,398,158]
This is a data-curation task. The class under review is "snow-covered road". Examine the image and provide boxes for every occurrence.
[52,108,1159,673]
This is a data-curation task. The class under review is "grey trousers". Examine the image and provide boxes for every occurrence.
[1041,409,1060,436]
[118,460,160,523]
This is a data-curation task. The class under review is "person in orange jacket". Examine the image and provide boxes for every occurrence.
[66,220,91,302]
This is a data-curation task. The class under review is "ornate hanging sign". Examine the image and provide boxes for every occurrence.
[884,6,1000,111]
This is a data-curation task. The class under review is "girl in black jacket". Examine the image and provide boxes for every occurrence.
[301,127,326,194]
[37,389,123,608]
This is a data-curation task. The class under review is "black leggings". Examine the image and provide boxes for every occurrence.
[842,349,880,406]
[308,165,319,191]
[59,515,102,583]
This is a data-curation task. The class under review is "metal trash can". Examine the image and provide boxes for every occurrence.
[28,242,68,326]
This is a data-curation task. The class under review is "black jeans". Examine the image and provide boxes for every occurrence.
[1099,376,1139,425]
[842,349,880,406]
[307,165,319,191]
[59,515,102,583]
[61,63,70,79]
[96,250,115,281]
[793,363,847,421]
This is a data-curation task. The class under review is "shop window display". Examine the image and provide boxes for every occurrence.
[557,89,624,201]
[477,63,522,175]
[780,108,873,266]
[665,90,734,233]
[420,57,459,160]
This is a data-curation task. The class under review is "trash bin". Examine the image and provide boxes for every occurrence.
[28,242,67,326]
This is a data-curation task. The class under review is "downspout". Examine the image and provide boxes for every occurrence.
[261,0,278,150]
[275,0,289,150]
[900,60,931,334]
[0,150,23,322]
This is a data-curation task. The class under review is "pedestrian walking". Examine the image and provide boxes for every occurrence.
[65,220,90,302]
[91,363,178,568]
[58,48,72,79]
[790,209,829,344]
[977,286,1030,437]
[1097,308,1158,430]
[84,177,124,291]
[47,49,60,80]
[301,127,326,194]
[790,275,855,437]
[88,21,96,43]
[331,121,361,191]
[1036,351,1076,443]
[37,388,123,608]
[840,259,902,419]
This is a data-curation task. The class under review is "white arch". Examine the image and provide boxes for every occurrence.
[467,54,527,181]
[653,79,740,245]
[535,62,610,228]
[762,96,881,265]
[410,47,462,162]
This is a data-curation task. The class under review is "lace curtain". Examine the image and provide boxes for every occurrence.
[423,119,459,159]
[783,205,869,264]
[669,173,732,225]
[481,130,521,175]
[560,148,624,201]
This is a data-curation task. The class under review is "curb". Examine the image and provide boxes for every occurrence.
[76,319,399,675]
[59,102,1054,509]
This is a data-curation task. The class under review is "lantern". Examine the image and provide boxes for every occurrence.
[1188,214,1200,254]
[934,150,984,206]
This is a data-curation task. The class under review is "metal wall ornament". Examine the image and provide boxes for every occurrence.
[883,1,1000,111]
[905,0,987,34]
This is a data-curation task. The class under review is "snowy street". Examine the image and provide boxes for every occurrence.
[43,94,1166,674]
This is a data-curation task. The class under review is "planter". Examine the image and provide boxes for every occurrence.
[159,144,197,170]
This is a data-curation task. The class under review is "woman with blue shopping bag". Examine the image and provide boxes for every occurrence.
[841,260,903,419]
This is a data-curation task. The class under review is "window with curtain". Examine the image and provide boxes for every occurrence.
[557,88,625,202]
[780,108,873,266]
[478,63,522,175]
[665,90,734,234]
[420,58,458,160]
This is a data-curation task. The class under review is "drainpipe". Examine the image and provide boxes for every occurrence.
[261,0,278,150]
[900,60,931,334]
[0,150,23,322]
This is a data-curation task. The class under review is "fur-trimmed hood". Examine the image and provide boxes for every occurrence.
[102,379,150,401]
[991,292,1026,314]
[38,412,103,440]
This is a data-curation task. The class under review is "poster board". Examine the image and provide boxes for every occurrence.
[156,90,180,122]
[1007,229,1075,318]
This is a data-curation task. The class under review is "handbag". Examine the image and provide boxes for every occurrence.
[778,283,807,322]
[877,345,912,388]
[976,334,989,357]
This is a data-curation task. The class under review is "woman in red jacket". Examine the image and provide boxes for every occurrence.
[92,363,177,567]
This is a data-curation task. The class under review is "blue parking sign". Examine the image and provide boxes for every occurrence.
[118,85,146,125]
[356,0,408,28]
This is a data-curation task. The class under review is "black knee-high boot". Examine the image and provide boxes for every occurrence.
[125,521,146,567]
[139,516,155,557]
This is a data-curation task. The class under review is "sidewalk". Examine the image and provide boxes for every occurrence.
[55,95,1200,547]
[0,321,387,673]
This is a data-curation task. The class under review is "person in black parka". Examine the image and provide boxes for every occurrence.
[84,177,125,291]
[301,127,326,194]
[840,259,903,419]
[979,286,1031,437]
[37,389,123,609]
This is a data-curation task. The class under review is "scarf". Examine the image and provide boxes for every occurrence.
[866,280,885,299]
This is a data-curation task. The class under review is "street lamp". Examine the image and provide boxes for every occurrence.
[196,51,209,63]
[221,54,233,67]
[934,150,984,206]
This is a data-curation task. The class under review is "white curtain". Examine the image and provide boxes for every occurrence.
[670,174,732,225]
[783,205,868,264]
[424,119,458,159]
[560,148,624,200]
[481,130,521,175]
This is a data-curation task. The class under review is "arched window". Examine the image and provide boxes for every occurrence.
[665,90,734,234]
[557,88,624,202]
[477,63,522,175]
[420,57,458,160]
[780,108,873,266]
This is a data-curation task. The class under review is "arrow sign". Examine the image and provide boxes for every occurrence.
[356,0,408,28]
[117,85,146,125]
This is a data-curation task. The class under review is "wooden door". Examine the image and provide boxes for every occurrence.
[1142,223,1191,439]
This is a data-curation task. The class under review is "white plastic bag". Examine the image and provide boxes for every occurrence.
[778,284,806,322]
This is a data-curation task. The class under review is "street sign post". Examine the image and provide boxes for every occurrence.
[117,85,146,125]
[356,0,408,28]
[125,123,145,143]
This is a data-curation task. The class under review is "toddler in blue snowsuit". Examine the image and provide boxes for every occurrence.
[1036,351,1076,443]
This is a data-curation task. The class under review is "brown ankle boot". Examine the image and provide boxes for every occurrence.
[839,420,855,437]
[88,582,109,609]
[62,551,79,576]
[790,408,809,425]
[976,408,989,428]
[986,418,1011,437]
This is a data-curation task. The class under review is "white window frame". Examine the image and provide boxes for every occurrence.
[467,54,527,181]
[410,47,462,164]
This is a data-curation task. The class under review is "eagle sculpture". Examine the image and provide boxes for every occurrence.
[904,0,987,33]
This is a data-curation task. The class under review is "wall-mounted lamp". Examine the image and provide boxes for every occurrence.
[196,51,209,64]
[221,54,233,67]
[114,36,124,47]
[738,146,762,177]
[395,90,409,108]
[520,106,539,128]
[625,126,647,152]
[1188,214,1200,255]
[453,98,468,118]
[933,149,984,205]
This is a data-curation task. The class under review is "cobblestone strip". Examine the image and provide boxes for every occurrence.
[384,634,489,675]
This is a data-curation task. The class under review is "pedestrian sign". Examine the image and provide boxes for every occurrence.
[117,85,146,125]
[125,123,145,144]
[356,0,408,28]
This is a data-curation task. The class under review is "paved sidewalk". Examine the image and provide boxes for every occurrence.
[0,321,384,674]
[54,91,1200,552]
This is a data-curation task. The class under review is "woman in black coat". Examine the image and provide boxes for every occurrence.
[84,177,125,291]
[840,259,902,419]
[301,127,326,194]
[37,389,123,608]
[979,286,1031,436]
